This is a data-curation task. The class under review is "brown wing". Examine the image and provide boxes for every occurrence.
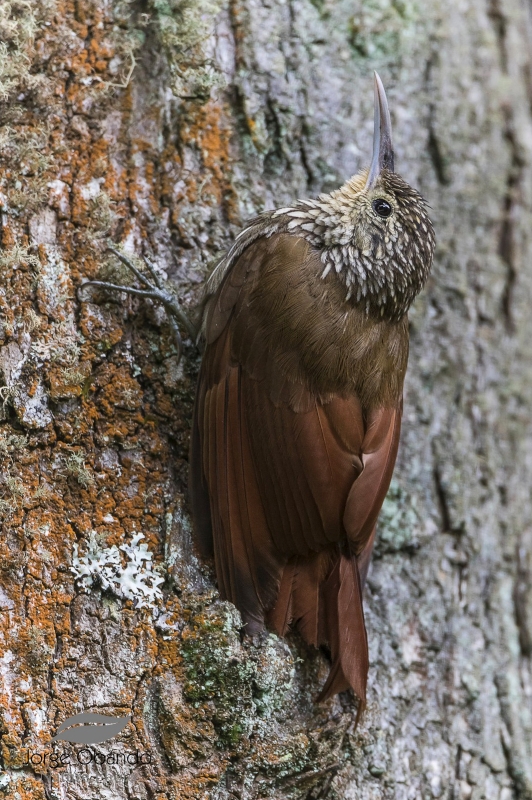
[189,233,403,705]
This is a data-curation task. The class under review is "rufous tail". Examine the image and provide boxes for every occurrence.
[267,549,369,713]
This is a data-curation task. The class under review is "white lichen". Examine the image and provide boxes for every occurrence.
[63,452,95,488]
[71,531,164,609]
[31,319,82,366]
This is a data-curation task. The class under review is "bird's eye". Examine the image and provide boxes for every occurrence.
[372,198,393,218]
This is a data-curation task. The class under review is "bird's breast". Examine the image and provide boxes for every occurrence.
[237,234,409,410]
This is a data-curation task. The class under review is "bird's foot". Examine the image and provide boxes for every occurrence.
[78,247,199,362]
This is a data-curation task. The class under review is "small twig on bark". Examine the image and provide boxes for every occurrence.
[78,247,199,361]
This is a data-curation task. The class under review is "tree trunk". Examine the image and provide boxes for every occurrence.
[1,0,532,798]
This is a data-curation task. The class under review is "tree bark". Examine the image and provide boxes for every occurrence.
[1,0,532,798]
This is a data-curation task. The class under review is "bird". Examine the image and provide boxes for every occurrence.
[189,73,435,713]
[78,73,435,714]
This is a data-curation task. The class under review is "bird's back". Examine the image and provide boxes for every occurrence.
[190,232,408,705]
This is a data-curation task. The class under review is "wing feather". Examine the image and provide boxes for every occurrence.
[343,405,401,548]
[246,376,296,552]
[277,405,324,551]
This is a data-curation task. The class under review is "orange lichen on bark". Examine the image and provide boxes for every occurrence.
[0,0,289,796]
[176,99,240,223]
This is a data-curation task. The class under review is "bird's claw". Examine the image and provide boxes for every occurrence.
[78,247,198,362]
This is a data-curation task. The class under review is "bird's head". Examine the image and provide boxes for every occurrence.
[285,74,435,320]
[212,75,435,321]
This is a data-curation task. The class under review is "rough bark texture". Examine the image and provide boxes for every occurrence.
[1,0,532,798]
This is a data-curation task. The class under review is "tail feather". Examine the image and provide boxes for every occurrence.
[291,554,325,648]
[267,561,295,636]
[269,553,331,648]
[317,553,368,709]
[267,550,369,713]
[357,526,376,590]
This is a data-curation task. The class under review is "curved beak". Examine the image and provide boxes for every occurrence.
[365,72,394,189]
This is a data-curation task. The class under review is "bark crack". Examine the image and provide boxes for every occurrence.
[498,131,521,333]
[434,465,452,533]
[487,0,524,332]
